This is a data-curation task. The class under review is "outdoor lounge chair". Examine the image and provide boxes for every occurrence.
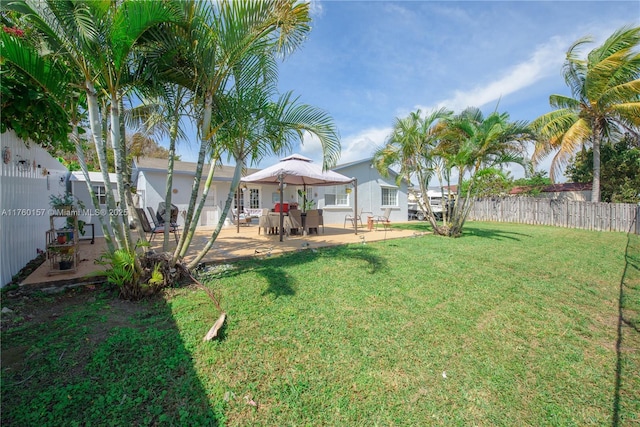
[373,208,392,230]
[232,208,251,226]
[137,208,180,243]
[147,206,178,228]
[157,202,179,225]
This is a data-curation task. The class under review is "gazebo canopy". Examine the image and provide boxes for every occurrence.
[241,154,353,186]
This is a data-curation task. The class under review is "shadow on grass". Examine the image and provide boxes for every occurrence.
[0,287,222,425]
[611,226,640,426]
[462,225,532,241]
[198,243,387,299]
[393,221,532,241]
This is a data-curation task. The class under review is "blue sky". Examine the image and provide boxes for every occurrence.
[179,0,638,180]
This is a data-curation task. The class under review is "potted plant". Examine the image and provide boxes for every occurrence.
[59,247,75,270]
[66,217,85,237]
[49,193,76,214]
[297,189,316,212]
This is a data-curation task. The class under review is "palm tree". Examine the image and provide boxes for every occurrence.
[373,108,452,233]
[185,83,341,269]
[438,107,532,236]
[531,25,640,202]
[164,0,312,265]
[3,0,183,253]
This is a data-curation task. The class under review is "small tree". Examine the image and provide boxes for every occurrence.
[565,136,640,203]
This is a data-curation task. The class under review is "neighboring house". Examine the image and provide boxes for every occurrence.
[509,182,592,201]
[132,158,260,227]
[0,130,69,286]
[314,158,409,225]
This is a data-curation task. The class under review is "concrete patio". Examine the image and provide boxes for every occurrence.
[20,221,420,289]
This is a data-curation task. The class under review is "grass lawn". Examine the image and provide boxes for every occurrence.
[2,221,638,426]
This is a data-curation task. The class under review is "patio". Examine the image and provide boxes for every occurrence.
[20,220,420,289]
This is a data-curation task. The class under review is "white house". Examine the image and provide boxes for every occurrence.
[0,130,69,286]
[315,158,409,225]
[132,158,260,227]
[132,157,410,227]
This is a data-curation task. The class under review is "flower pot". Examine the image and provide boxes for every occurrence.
[57,235,67,244]
[59,260,73,270]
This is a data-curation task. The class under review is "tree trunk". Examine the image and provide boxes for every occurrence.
[172,91,213,265]
[187,162,243,269]
[110,93,133,253]
[591,135,601,202]
[71,123,115,253]
[86,80,122,251]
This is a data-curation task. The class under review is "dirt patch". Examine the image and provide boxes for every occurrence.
[1,285,103,331]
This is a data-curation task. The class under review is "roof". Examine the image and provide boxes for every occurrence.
[510,182,592,195]
[333,158,373,170]
[133,158,259,180]
[335,157,411,184]
[70,171,119,183]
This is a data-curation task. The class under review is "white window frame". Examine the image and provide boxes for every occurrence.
[249,188,260,209]
[324,185,349,207]
[381,186,398,207]
[93,185,107,205]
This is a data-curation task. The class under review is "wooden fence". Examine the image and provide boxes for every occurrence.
[468,197,639,234]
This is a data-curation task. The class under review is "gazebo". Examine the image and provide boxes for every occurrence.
[241,154,357,241]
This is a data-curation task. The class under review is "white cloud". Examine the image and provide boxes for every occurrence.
[337,127,391,165]
[418,35,569,113]
[308,0,324,18]
[296,127,391,167]
[298,131,324,160]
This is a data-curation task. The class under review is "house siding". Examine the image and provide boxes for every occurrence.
[318,159,409,225]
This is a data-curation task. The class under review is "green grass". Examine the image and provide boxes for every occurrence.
[2,221,638,426]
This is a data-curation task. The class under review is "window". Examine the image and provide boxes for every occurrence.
[272,192,281,204]
[381,187,398,207]
[324,185,349,206]
[205,187,215,206]
[233,189,245,210]
[249,189,260,209]
[93,185,107,204]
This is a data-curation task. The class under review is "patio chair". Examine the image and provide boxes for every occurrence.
[147,206,178,228]
[344,208,361,228]
[374,208,392,231]
[304,209,321,235]
[137,208,180,243]
[317,209,324,233]
[157,202,179,225]
[344,208,372,228]
[287,209,303,235]
[258,208,272,235]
